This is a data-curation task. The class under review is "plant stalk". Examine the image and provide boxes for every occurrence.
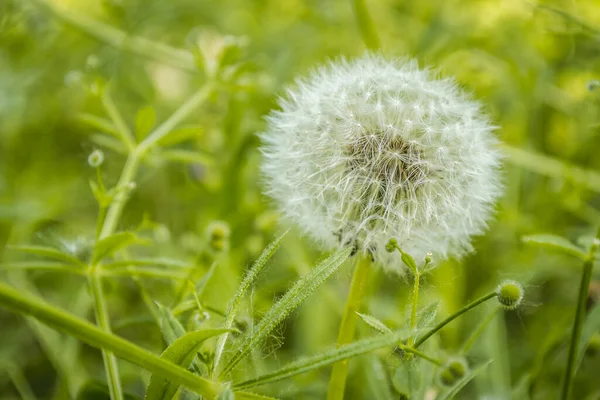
[561,228,600,400]
[414,292,497,349]
[327,254,371,400]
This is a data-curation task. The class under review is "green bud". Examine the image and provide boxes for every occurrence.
[206,221,230,252]
[496,280,524,310]
[439,357,468,387]
[385,238,398,253]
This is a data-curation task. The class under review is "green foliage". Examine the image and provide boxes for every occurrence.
[2,0,600,398]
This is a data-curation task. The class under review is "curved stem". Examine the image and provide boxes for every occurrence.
[327,254,371,400]
[561,227,600,400]
[0,282,221,398]
[414,292,498,349]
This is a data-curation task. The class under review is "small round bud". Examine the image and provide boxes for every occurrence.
[88,150,104,168]
[496,280,524,310]
[585,333,600,357]
[425,252,432,264]
[439,357,468,387]
[206,221,230,252]
[587,80,600,92]
[385,238,398,253]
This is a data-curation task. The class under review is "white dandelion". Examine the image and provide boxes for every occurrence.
[260,54,502,274]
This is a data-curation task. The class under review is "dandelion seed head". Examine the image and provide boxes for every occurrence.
[260,54,503,274]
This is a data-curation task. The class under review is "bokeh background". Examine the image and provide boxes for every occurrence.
[1,0,600,399]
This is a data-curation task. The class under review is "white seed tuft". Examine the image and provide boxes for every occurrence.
[260,54,503,274]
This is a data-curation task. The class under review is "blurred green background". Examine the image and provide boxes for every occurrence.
[1,0,600,399]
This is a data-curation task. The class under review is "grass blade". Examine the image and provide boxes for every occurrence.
[220,247,351,377]
[212,231,288,375]
[233,329,409,390]
[7,245,84,267]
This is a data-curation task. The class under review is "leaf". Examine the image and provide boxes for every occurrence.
[357,313,392,334]
[234,392,278,400]
[392,361,421,398]
[145,329,232,400]
[521,234,587,260]
[401,252,417,275]
[0,262,85,275]
[576,303,600,371]
[90,133,128,154]
[7,245,84,267]
[435,361,492,400]
[194,262,217,300]
[213,231,288,373]
[155,149,214,166]
[157,125,204,146]
[366,356,394,400]
[135,106,157,141]
[156,303,187,346]
[216,386,235,400]
[220,247,351,377]
[77,113,119,137]
[417,301,439,329]
[233,328,410,390]
[93,232,138,263]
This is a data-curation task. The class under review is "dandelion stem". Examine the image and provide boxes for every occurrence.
[561,227,600,400]
[414,292,498,349]
[350,0,380,50]
[327,254,371,400]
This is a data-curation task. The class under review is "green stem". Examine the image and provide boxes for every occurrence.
[27,0,196,71]
[350,0,380,50]
[327,254,371,400]
[414,292,498,349]
[88,267,123,400]
[408,272,420,347]
[99,150,142,239]
[561,228,600,400]
[398,345,443,366]
[0,281,221,399]
[7,364,38,400]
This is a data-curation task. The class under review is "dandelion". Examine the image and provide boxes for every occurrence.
[261,54,502,274]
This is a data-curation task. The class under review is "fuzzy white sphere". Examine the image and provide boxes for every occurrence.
[260,54,502,274]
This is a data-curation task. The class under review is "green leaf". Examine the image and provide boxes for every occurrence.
[220,247,351,377]
[77,113,119,137]
[145,329,232,400]
[417,301,439,329]
[233,328,410,390]
[0,262,85,275]
[213,231,288,373]
[576,303,600,371]
[7,245,84,267]
[401,252,418,275]
[90,133,128,154]
[135,106,157,142]
[155,149,214,166]
[234,392,278,400]
[157,126,204,146]
[392,361,421,398]
[194,262,218,300]
[521,234,587,260]
[93,232,138,263]
[436,361,492,400]
[216,386,235,400]
[357,312,392,334]
[365,356,394,400]
[156,303,187,346]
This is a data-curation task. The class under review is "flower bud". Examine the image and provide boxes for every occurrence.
[206,221,230,252]
[87,150,104,168]
[439,357,468,387]
[496,280,524,310]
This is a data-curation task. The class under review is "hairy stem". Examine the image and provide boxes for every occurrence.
[561,227,600,400]
[414,292,498,349]
[327,254,371,400]
[408,271,420,347]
